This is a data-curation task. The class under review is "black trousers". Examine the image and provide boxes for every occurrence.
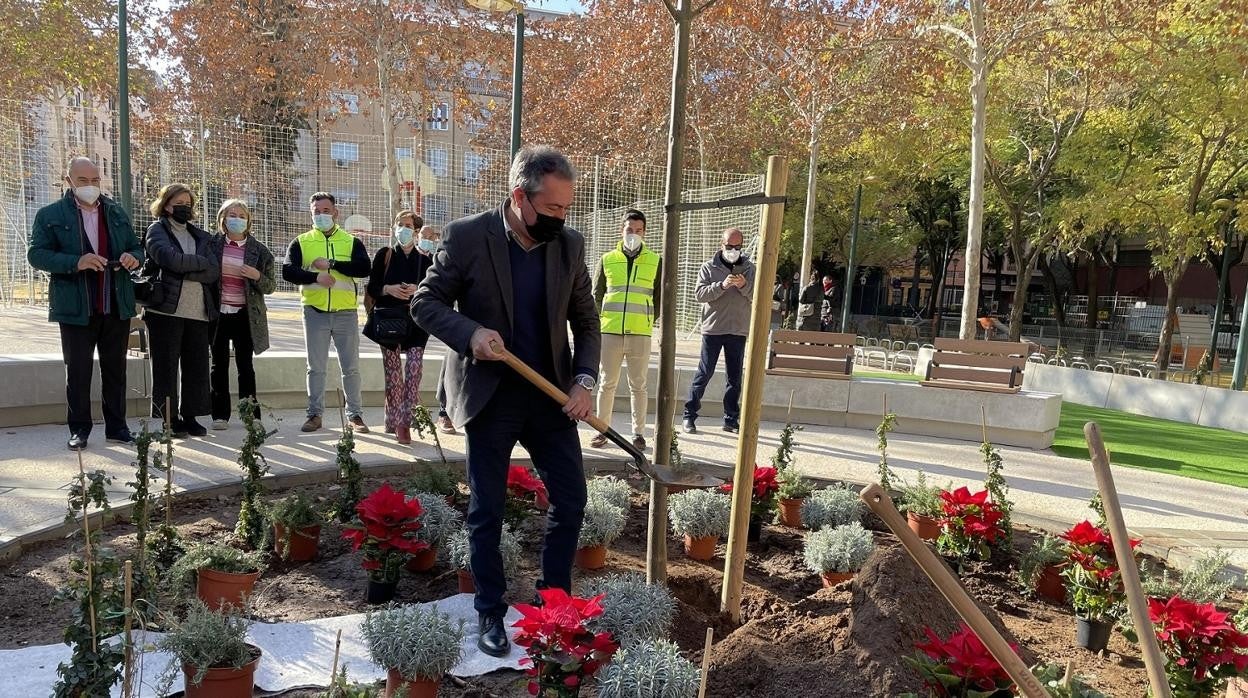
[59,313,130,437]
[210,309,256,421]
[463,374,586,618]
[145,312,212,423]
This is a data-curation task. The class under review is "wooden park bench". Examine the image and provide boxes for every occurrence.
[921,338,1036,394]
[766,330,856,380]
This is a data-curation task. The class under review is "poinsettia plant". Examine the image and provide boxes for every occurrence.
[1149,595,1248,697]
[1059,520,1140,621]
[903,623,1018,697]
[718,465,780,520]
[341,483,428,583]
[506,464,549,526]
[936,487,1005,562]
[513,588,619,697]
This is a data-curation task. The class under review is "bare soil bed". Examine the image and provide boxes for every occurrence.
[0,474,1160,697]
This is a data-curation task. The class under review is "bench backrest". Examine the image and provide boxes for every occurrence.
[768,330,856,375]
[926,338,1035,388]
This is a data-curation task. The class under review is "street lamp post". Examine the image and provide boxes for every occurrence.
[466,0,525,158]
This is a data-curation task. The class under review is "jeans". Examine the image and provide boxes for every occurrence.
[302,306,362,418]
[146,312,213,422]
[60,312,130,437]
[464,374,586,618]
[683,333,746,427]
[210,308,256,421]
[596,333,652,437]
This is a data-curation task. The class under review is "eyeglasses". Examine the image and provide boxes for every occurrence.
[723,244,743,250]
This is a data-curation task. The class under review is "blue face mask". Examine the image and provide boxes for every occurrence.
[313,213,335,232]
[225,217,248,236]
[394,226,414,246]
[418,238,438,254]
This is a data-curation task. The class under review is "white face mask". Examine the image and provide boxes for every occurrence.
[722,249,741,264]
[623,233,643,252]
[74,186,101,205]
[313,213,335,232]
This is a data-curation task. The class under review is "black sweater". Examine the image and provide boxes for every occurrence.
[367,244,434,349]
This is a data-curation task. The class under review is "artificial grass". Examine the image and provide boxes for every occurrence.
[1051,402,1248,489]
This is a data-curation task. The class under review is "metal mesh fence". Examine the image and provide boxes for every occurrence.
[0,98,763,335]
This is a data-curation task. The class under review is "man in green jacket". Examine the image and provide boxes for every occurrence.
[28,157,144,451]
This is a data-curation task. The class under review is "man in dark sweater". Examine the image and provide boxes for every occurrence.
[413,146,600,659]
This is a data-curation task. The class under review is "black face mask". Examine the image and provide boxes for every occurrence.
[523,197,564,243]
[169,204,194,224]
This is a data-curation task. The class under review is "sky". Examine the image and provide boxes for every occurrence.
[528,0,586,13]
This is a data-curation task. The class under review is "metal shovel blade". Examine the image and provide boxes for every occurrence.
[494,346,723,488]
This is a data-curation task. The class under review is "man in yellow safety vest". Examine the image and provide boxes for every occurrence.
[591,209,661,451]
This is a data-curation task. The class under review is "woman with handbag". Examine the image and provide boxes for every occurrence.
[364,210,435,444]
[142,183,221,437]
[207,199,276,430]
[797,270,823,332]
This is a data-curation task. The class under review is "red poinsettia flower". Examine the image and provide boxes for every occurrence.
[508,465,548,501]
[1149,595,1248,690]
[936,487,1005,560]
[915,623,1018,693]
[341,482,427,580]
[512,588,617,690]
[752,466,780,499]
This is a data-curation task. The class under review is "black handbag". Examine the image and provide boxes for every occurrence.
[363,305,412,346]
[131,259,164,308]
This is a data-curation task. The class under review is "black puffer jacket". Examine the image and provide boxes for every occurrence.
[141,217,221,320]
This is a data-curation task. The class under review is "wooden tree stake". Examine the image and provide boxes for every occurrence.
[164,397,173,527]
[786,389,794,422]
[328,628,343,687]
[697,627,714,698]
[980,404,989,444]
[77,450,98,652]
[122,560,134,698]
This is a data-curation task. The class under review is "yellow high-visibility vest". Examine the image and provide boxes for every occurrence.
[600,244,659,336]
[296,226,359,312]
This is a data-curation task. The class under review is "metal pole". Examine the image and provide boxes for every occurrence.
[1232,276,1248,390]
[840,182,863,332]
[197,115,208,214]
[509,10,525,159]
[1209,220,1233,367]
[648,0,694,585]
[117,0,133,215]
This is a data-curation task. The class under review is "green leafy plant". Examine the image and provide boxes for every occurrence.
[579,572,676,648]
[1017,534,1066,592]
[411,403,449,469]
[669,432,684,472]
[587,475,633,511]
[320,667,385,697]
[53,468,125,698]
[408,492,464,549]
[361,603,465,681]
[156,599,256,691]
[876,410,899,491]
[146,419,184,574]
[405,466,460,503]
[596,639,700,698]
[980,435,1013,550]
[264,492,321,560]
[800,486,864,531]
[1141,550,1238,605]
[166,542,265,598]
[776,468,815,501]
[897,471,943,519]
[771,420,803,472]
[1059,520,1139,622]
[578,492,628,548]
[1234,605,1247,633]
[126,422,163,615]
[442,524,522,577]
[803,522,874,575]
[330,420,363,523]
[235,396,270,549]
[1030,663,1109,698]
[667,489,731,540]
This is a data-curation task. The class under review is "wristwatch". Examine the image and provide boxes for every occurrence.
[573,374,597,392]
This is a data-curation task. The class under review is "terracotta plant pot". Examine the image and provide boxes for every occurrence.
[386,667,439,698]
[366,579,398,605]
[747,517,762,543]
[1035,564,1066,605]
[272,523,321,562]
[820,571,855,588]
[1075,616,1112,653]
[779,498,804,528]
[1227,677,1248,698]
[183,645,261,698]
[683,534,718,561]
[196,568,260,612]
[406,546,438,572]
[457,569,475,594]
[907,512,941,542]
[575,544,608,570]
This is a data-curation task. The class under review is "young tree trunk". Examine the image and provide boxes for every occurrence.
[1084,254,1100,357]
[1157,272,1184,375]
[1039,255,1066,331]
[799,125,821,286]
[960,68,988,340]
[1008,252,1037,342]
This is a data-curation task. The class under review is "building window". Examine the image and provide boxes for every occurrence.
[331,92,360,115]
[330,141,360,164]
[334,189,359,206]
[395,146,412,160]
[425,195,448,222]
[427,148,448,177]
[427,102,450,131]
[464,152,488,184]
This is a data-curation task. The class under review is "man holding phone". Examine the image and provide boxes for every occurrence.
[683,228,755,435]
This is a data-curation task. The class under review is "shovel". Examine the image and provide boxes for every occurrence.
[492,344,723,488]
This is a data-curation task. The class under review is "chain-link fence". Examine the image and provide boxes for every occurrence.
[0,98,764,335]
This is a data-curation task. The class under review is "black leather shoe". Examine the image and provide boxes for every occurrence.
[722,424,739,434]
[477,614,510,657]
[105,429,135,444]
[67,433,88,451]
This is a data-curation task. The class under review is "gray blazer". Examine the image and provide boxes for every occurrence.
[412,202,601,427]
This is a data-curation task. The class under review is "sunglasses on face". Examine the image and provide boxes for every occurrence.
[723,244,743,250]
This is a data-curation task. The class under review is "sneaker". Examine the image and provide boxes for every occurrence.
[105,429,135,444]
[722,424,739,434]
[182,418,208,437]
[301,415,322,433]
[437,415,457,434]
[632,435,647,451]
[211,419,228,431]
[349,415,370,434]
[67,433,88,451]
[682,420,697,434]
[590,433,608,448]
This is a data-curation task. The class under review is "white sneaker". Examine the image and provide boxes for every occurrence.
[211,419,228,431]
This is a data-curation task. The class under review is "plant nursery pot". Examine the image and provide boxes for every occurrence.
[386,668,439,698]
[1075,616,1112,653]
[1227,677,1248,698]
[1035,564,1066,605]
[907,512,941,542]
[683,534,718,561]
[779,498,804,528]
[196,567,260,612]
[272,523,320,562]
[366,579,398,605]
[820,571,855,588]
[406,546,438,572]
[574,544,608,570]
[457,569,476,594]
[747,517,762,543]
[183,645,261,698]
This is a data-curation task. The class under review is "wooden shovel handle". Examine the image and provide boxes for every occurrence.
[492,344,612,434]
[859,483,1048,698]
[1084,422,1172,698]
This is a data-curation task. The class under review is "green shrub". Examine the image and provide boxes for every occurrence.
[406,466,459,501]
[803,523,874,575]
[1140,549,1238,604]
[578,492,628,548]
[800,486,863,531]
[587,475,633,511]
[361,603,465,680]
[443,525,521,577]
[667,489,731,540]
[408,492,464,548]
[1016,533,1065,592]
[579,572,676,647]
[596,639,699,698]
[166,542,265,597]
[157,600,254,688]
[897,471,942,519]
